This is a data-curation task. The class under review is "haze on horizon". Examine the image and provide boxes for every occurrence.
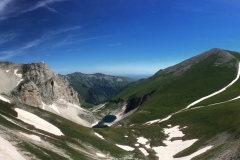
[1,0,240,75]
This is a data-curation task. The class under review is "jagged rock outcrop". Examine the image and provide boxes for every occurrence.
[12,80,41,107]
[0,62,80,107]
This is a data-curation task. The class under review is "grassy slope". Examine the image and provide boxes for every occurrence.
[164,98,240,158]
[113,54,237,124]
[96,97,240,159]
[191,51,240,107]
[96,51,240,159]
[0,101,132,160]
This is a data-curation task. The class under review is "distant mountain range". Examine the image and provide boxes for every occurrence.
[1,48,240,159]
[60,72,133,105]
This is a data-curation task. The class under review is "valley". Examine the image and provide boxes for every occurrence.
[0,48,240,159]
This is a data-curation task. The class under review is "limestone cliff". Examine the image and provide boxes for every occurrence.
[0,62,80,107]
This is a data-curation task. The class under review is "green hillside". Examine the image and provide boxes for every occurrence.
[93,49,240,159]
[0,100,138,160]
[111,49,238,124]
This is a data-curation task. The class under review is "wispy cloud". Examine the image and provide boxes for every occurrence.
[0,26,81,60]
[0,33,18,46]
[25,0,67,14]
[55,35,115,47]
[0,50,22,60]
[0,0,67,20]
[0,0,15,20]
[21,40,41,50]
[99,43,122,47]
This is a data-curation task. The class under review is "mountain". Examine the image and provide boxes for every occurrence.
[94,48,240,159]
[0,62,91,127]
[1,48,240,159]
[61,72,133,105]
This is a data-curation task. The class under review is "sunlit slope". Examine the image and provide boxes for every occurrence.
[162,98,240,159]
[95,98,240,159]
[113,49,238,124]
[189,50,240,107]
[0,100,133,160]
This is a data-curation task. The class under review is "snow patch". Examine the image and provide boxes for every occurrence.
[91,121,99,127]
[94,132,104,140]
[96,152,106,158]
[139,147,149,156]
[0,95,10,103]
[144,119,160,125]
[0,135,26,160]
[15,108,64,136]
[48,103,60,114]
[164,125,185,140]
[19,132,41,142]
[135,144,140,146]
[14,69,22,78]
[152,125,212,160]
[159,115,172,123]
[6,70,9,73]
[41,101,46,110]
[144,115,172,125]
[124,135,128,138]
[116,144,135,151]
[16,79,24,86]
[137,137,148,145]
[176,146,213,160]
[145,144,151,149]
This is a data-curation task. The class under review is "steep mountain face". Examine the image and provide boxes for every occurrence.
[0,62,90,127]
[0,62,79,107]
[61,72,133,105]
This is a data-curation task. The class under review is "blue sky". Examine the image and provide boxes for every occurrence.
[1,0,240,75]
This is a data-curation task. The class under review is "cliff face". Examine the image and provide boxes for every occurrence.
[0,62,79,107]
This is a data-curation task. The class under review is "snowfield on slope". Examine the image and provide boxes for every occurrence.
[15,108,64,136]
[0,135,26,160]
[0,95,10,103]
[42,99,91,127]
[152,125,212,160]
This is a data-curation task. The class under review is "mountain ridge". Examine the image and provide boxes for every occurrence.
[154,48,236,77]
[61,72,133,105]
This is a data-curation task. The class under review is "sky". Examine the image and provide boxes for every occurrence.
[1,0,240,75]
